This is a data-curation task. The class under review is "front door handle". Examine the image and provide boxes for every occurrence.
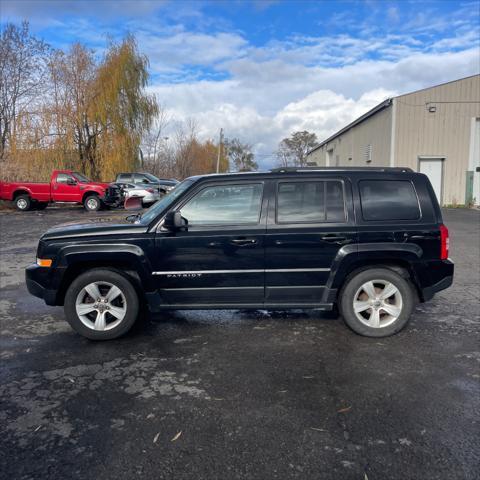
[230,238,258,247]
[320,235,347,242]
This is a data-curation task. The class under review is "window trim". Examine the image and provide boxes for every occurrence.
[177,182,265,228]
[358,179,422,222]
[275,179,347,225]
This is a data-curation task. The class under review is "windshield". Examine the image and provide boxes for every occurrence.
[73,172,91,183]
[138,178,196,225]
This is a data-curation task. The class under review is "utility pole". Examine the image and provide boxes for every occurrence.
[216,128,223,173]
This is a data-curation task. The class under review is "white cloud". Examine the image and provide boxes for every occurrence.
[149,45,479,168]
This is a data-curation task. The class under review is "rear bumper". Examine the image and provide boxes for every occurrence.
[25,264,58,305]
[420,259,454,301]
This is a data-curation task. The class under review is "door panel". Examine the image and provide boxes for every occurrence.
[52,173,81,202]
[153,182,268,306]
[265,178,356,305]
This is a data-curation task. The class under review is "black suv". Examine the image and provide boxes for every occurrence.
[26,167,453,340]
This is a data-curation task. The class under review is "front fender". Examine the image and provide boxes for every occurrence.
[53,243,155,293]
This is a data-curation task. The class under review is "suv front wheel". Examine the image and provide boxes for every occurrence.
[64,269,139,340]
[339,268,415,337]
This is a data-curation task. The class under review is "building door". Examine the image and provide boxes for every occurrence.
[469,118,480,207]
[419,158,444,205]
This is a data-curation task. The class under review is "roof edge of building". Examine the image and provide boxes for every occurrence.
[308,98,392,154]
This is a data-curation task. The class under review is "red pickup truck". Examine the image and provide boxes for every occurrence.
[0,170,118,212]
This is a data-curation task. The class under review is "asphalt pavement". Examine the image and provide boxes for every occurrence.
[0,206,479,480]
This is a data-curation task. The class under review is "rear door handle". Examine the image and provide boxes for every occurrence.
[230,238,258,247]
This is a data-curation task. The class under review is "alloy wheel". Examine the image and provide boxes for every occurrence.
[75,281,127,331]
[353,279,403,328]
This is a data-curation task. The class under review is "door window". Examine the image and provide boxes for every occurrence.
[134,174,149,184]
[277,181,346,223]
[180,184,263,226]
[359,180,420,221]
[56,173,75,184]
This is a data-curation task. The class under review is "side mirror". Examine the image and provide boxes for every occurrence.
[67,178,77,185]
[124,196,143,210]
[163,210,187,231]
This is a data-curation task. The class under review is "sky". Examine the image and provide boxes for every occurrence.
[1,0,479,167]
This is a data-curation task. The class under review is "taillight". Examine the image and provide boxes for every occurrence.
[146,188,155,193]
[440,224,449,260]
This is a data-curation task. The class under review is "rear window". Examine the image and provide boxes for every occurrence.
[359,180,420,221]
[277,181,346,223]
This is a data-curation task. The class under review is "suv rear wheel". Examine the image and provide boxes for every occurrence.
[64,269,139,340]
[339,268,415,337]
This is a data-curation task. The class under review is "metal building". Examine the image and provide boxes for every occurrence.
[306,75,480,206]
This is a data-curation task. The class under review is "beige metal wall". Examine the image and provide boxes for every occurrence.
[393,75,480,205]
[307,106,392,167]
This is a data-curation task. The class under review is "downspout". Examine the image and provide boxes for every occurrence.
[389,98,396,167]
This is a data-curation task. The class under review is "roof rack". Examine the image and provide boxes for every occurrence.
[270,167,413,173]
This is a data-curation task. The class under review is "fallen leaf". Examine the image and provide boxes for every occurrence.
[146,413,155,419]
[153,432,160,443]
[171,431,182,442]
[67,377,75,383]
[337,406,351,413]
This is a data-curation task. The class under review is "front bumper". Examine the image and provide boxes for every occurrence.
[25,264,58,305]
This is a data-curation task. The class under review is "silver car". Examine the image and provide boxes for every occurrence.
[118,183,161,207]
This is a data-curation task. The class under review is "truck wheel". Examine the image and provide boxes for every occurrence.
[84,194,101,212]
[35,202,48,210]
[15,195,31,211]
[64,269,139,340]
[339,268,415,337]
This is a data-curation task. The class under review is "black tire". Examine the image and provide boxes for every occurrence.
[35,202,48,210]
[338,267,415,337]
[64,268,139,340]
[84,194,101,212]
[15,194,31,211]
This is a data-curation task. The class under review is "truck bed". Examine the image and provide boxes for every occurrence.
[0,181,51,202]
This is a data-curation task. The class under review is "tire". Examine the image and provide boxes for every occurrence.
[64,268,139,340]
[35,202,48,210]
[15,194,31,211]
[84,194,101,212]
[338,268,415,337]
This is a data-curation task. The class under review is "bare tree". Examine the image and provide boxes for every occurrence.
[0,22,51,160]
[276,131,318,167]
[224,137,257,172]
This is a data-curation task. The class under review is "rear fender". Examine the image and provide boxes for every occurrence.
[324,243,423,301]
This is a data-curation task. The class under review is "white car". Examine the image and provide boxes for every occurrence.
[119,183,161,207]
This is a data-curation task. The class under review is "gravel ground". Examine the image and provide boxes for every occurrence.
[0,206,479,480]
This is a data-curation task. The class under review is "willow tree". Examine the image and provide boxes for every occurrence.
[92,35,158,179]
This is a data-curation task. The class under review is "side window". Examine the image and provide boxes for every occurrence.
[180,184,263,226]
[134,174,148,184]
[56,173,74,184]
[277,181,345,223]
[118,174,131,182]
[359,180,420,221]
